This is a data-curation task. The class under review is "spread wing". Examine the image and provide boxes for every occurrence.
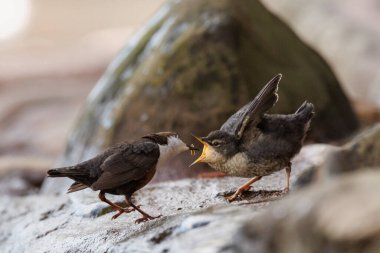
[91,141,159,191]
[220,74,281,140]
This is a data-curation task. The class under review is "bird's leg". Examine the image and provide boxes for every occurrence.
[225,176,263,202]
[98,191,134,220]
[284,163,292,193]
[198,171,226,178]
[125,196,162,224]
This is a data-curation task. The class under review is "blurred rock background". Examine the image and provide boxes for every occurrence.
[0,0,165,193]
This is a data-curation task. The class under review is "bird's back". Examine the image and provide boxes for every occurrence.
[243,102,314,164]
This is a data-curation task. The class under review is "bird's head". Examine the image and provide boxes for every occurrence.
[144,132,198,159]
[191,130,238,166]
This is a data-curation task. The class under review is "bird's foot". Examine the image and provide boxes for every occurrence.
[122,207,135,213]
[111,210,124,220]
[224,189,243,202]
[124,204,142,213]
[111,205,142,220]
[134,214,162,224]
[283,187,289,194]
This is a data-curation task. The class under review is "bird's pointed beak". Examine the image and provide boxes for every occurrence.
[190,135,208,166]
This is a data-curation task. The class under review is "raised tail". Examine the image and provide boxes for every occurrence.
[295,101,314,122]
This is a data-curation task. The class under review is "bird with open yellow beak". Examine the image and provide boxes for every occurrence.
[191,74,314,202]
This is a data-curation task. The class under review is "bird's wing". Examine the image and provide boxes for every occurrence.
[220,74,281,140]
[91,141,159,191]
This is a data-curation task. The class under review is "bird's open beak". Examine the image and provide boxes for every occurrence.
[190,135,208,166]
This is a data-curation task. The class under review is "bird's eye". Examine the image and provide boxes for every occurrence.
[211,140,222,147]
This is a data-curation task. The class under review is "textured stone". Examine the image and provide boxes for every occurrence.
[293,124,380,187]
[3,147,380,253]
[233,171,380,253]
[1,145,315,253]
[325,123,380,176]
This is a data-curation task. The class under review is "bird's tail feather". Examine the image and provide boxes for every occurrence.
[295,101,314,122]
[47,166,84,177]
[67,181,88,193]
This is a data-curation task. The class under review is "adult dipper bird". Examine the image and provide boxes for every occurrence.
[191,74,314,202]
[48,132,197,223]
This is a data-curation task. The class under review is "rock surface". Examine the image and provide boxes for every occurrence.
[325,123,380,176]
[293,123,380,187]
[2,145,380,253]
[233,170,380,253]
[46,0,359,192]
[1,145,318,253]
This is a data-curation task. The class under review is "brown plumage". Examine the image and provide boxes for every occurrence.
[48,132,197,223]
[191,74,314,202]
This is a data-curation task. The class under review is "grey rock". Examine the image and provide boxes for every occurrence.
[325,123,380,176]
[234,170,380,253]
[293,124,380,188]
[1,145,318,253]
[43,0,359,193]
[3,146,378,252]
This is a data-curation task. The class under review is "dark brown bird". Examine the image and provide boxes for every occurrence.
[47,132,197,223]
[191,74,314,202]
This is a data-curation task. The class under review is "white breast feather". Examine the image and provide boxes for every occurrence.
[157,136,188,168]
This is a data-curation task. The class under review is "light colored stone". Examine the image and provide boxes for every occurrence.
[234,170,380,253]
[1,145,313,253]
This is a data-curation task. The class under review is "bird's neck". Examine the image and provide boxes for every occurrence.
[156,140,187,168]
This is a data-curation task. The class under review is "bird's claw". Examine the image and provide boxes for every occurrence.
[122,207,135,213]
[134,214,162,224]
[283,187,289,194]
[224,189,242,202]
[111,210,124,220]
[111,205,143,219]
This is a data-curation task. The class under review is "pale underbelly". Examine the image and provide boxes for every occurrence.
[211,156,287,178]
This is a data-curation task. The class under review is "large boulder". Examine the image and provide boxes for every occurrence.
[43,0,358,193]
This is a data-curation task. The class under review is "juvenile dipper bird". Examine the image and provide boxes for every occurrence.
[191,74,314,202]
[48,132,197,223]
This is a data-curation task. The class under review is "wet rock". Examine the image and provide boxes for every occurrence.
[234,170,380,253]
[44,0,359,192]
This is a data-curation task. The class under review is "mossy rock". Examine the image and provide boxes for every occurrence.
[58,0,358,183]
